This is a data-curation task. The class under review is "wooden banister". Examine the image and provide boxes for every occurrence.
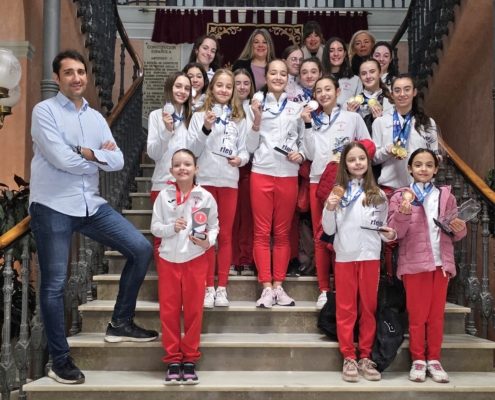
[0,216,31,250]
[390,0,416,48]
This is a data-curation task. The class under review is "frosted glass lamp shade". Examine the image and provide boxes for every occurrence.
[0,85,21,107]
[0,49,22,90]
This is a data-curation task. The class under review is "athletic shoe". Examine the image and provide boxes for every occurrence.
[427,360,450,383]
[409,360,427,382]
[164,363,181,385]
[214,287,229,307]
[240,265,255,276]
[48,355,85,384]
[286,258,300,277]
[342,358,360,382]
[358,358,381,381]
[274,286,295,306]
[256,287,275,308]
[204,287,215,308]
[104,319,158,343]
[229,265,239,276]
[316,291,328,310]
[182,362,199,385]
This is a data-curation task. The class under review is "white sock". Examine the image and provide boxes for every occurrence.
[206,286,215,291]
[217,286,226,290]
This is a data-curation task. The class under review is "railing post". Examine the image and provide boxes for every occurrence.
[479,200,493,339]
[0,248,16,399]
[457,177,470,306]
[31,255,47,380]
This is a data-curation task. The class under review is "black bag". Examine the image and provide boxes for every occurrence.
[317,291,358,342]
[371,304,405,372]
[385,245,406,312]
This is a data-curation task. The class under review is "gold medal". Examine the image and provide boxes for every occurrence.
[367,98,379,108]
[354,95,364,104]
[348,96,355,103]
[392,140,407,159]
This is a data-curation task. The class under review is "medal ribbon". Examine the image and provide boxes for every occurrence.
[262,98,288,116]
[340,181,364,208]
[167,180,194,205]
[312,106,340,128]
[172,113,184,123]
[302,87,312,102]
[393,109,413,148]
[215,106,231,125]
[361,92,384,106]
[411,182,434,205]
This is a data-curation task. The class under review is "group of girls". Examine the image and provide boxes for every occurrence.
[148,25,466,387]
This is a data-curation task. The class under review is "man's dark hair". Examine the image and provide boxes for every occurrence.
[52,50,87,76]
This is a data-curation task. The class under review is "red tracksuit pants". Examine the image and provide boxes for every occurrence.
[403,266,448,361]
[335,260,380,359]
[150,190,161,259]
[232,164,254,266]
[157,254,208,364]
[250,172,298,283]
[310,183,335,292]
[381,186,398,277]
[203,186,238,287]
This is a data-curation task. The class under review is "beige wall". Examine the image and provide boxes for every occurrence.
[0,0,100,188]
[424,0,494,178]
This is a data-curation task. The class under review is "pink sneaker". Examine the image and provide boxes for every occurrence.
[256,287,275,308]
[274,286,295,306]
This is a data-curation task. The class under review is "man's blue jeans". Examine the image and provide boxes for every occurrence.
[30,202,153,361]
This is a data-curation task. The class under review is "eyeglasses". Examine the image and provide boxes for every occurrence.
[290,57,304,63]
[393,87,413,95]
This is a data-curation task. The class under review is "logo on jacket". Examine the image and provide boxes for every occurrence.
[341,82,351,91]
[192,196,202,207]
[168,199,176,203]
[383,320,396,333]
[335,121,347,131]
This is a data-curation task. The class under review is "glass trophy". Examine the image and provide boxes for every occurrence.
[433,198,481,235]
[274,129,298,156]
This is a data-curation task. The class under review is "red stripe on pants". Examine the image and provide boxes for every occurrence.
[203,186,238,287]
[157,254,208,364]
[150,190,161,260]
[335,260,380,359]
[403,266,448,361]
[310,183,335,292]
[232,164,254,266]
[380,185,398,277]
[250,172,298,283]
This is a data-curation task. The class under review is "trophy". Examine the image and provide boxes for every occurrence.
[274,129,298,156]
[163,102,174,114]
[433,198,481,235]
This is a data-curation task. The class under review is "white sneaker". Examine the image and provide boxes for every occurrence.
[316,291,328,310]
[409,360,427,382]
[427,360,450,383]
[256,287,275,308]
[273,286,295,306]
[214,287,229,307]
[204,287,215,308]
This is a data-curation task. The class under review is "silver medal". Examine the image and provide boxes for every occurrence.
[308,100,319,111]
[253,91,264,102]
[212,105,223,118]
[163,102,174,114]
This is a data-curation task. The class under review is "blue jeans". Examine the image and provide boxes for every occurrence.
[30,202,153,360]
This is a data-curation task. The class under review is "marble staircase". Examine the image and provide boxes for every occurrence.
[24,163,495,399]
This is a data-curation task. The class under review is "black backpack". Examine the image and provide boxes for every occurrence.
[317,291,358,342]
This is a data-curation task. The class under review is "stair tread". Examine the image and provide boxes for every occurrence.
[67,332,495,349]
[79,300,470,313]
[130,193,153,197]
[93,274,317,282]
[140,164,155,168]
[135,177,151,181]
[122,210,152,214]
[23,371,495,392]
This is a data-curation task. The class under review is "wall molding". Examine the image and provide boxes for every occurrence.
[0,41,36,61]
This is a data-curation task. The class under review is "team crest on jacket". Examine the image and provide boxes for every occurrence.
[192,195,202,207]
[336,121,347,131]
[285,107,295,115]
[341,82,351,91]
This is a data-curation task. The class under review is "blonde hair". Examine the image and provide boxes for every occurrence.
[237,29,276,63]
[334,142,385,207]
[198,69,245,121]
[348,30,376,62]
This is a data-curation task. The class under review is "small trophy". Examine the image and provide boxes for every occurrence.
[274,129,298,156]
[163,102,174,114]
[433,198,481,236]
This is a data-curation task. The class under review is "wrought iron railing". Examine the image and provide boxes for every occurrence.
[117,0,411,8]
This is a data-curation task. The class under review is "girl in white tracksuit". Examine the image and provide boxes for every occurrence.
[187,69,249,308]
[151,149,219,385]
[302,75,371,309]
[246,59,305,308]
[322,142,396,383]
[294,57,323,105]
[321,37,363,107]
[147,71,193,256]
[183,62,208,112]
[282,45,305,102]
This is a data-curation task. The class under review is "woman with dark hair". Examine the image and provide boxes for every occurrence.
[322,37,363,106]
[372,41,398,88]
[282,45,304,101]
[233,29,276,91]
[301,21,325,60]
[349,30,376,76]
[188,35,221,81]
[182,62,208,111]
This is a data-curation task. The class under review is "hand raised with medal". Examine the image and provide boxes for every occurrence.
[162,110,174,132]
[398,189,414,215]
[203,111,217,131]
[251,99,262,121]
[174,216,188,233]
[301,105,312,123]
[369,105,383,119]
[227,156,242,167]
[346,99,360,112]
[326,186,344,211]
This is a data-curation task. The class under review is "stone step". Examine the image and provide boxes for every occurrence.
[94,274,321,302]
[78,300,469,335]
[136,177,151,193]
[24,370,495,400]
[122,209,152,230]
[105,251,156,274]
[68,332,495,372]
[130,193,152,210]
[140,164,155,178]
